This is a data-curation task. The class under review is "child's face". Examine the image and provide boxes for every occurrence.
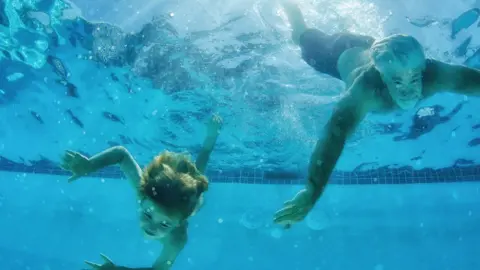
[138,198,183,239]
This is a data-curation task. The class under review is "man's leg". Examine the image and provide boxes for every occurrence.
[281,1,308,45]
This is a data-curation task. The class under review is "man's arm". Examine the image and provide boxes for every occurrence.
[195,115,222,173]
[424,59,480,96]
[86,146,142,188]
[306,85,371,201]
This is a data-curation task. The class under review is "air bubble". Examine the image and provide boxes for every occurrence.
[270,228,282,239]
[240,209,265,229]
[218,218,224,224]
[306,209,329,231]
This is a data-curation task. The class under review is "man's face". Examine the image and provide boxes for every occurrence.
[382,66,423,109]
[374,46,426,110]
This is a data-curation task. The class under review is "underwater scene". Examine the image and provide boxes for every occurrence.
[1,0,480,269]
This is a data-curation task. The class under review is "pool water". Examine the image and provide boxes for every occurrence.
[1,0,480,269]
[0,171,479,270]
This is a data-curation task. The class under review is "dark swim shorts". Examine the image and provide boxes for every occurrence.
[299,28,375,79]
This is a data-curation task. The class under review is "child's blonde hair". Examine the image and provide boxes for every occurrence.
[139,151,208,219]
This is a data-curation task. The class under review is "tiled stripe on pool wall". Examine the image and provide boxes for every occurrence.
[0,157,478,184]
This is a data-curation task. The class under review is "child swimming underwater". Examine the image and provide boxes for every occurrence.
[61,114,223,270]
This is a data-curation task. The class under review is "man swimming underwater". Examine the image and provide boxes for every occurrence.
[274,1,480,227]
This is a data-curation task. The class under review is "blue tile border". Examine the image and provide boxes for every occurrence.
[0,156,478,184]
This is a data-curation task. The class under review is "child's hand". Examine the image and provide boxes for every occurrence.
[85,254,117,270]
[206,114,223,138]
[60,150,92,182]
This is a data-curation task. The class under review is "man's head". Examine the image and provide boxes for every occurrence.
[138,151,208,239]
[370,34,426,109]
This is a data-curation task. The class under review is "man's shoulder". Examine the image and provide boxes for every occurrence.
[422,58,448,96]
[423,58,441,75]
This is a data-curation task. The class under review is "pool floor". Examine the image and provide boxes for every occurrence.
[0,171,479,270]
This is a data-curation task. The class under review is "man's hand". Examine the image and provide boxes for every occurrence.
[273,188,316,228]
[60,150,92,182]
[206,114,223,138]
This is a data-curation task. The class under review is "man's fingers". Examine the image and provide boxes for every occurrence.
[60,163,70,171]
[274,205,295,218]
[274,207,301,223]
[62,155,73,166]
[283,200,295,207]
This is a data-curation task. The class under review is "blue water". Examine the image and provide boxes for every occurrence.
[1,171,479,270]
[1,0,480,269]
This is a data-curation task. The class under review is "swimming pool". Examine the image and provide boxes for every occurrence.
[2,0,480,269]
[0,169,479,270]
